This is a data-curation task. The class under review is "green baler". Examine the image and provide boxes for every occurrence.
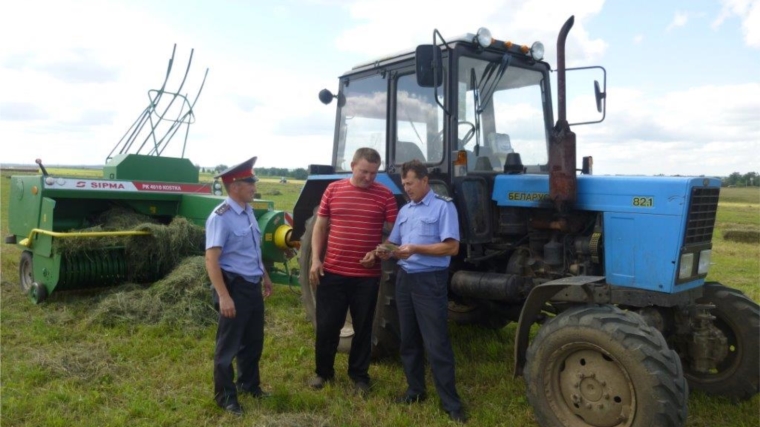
[5,154,298,304]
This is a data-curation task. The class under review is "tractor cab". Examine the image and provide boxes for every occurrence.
[294,27,604,240]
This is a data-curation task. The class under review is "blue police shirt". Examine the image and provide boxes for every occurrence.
[388,190,459,273]
[205,197,265,283]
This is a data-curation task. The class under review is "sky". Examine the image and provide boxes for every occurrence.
[0,0,758,177]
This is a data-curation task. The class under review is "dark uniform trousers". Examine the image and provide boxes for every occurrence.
[396,268,462,413]
[213,271,264,406]
[315,271,380,384]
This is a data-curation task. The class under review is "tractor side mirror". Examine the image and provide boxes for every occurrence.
[563,65,607,126]
[594,80,606,113]
[319,89,335,105]
[415,45,443,88]
[318,89,346,107]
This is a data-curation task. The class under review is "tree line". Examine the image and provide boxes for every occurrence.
[197,165,309,180]
[723,172,759,187]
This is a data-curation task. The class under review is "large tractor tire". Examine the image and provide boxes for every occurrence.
[524,304,688,427]
[299,215,401,357]
[683,282,759,400]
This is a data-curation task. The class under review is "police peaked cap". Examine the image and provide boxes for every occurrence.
[215,156,259,184]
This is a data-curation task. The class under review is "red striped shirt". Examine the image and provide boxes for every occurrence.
[318,179,398,277]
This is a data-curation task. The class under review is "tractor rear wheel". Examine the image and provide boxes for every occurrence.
[19,251,34,294]
[299,215,401,357]
[683,282,759,400]
[524,304,688,427]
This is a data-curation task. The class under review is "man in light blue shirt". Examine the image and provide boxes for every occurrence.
[205,156,273,416]
[377,159,466,423]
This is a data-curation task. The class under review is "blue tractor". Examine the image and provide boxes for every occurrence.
[293,16,758,426]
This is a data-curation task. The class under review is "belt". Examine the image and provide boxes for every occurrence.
[221,269,261,285]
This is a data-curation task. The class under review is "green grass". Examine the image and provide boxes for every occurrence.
[1,171,758,426]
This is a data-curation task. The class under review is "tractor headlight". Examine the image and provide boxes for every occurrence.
[476,27,493,48]
[679,253,694,280]
[698,249,712,275]
[530,41,544,61]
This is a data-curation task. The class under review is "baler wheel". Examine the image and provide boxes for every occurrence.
[524,304,688,427]
[682,282,759,400]
[19,251,34,294]
[29,282,48,304]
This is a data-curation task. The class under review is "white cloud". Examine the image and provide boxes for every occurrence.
[0,0,337,169]
[666,11,689,31]
[712,0,760,48]
[335,0,607,66]
[0,0,757,179]
[574,83,760,176]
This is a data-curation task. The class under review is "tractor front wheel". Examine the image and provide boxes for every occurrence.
[524,305,688,427]
[682,282,759,400]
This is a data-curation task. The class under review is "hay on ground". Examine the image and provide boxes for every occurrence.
[87,256,217,328]
[49,207,215,329]
[723,229,760,244]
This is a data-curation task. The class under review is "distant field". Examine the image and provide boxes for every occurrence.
[720,186,760,204]
[1,170,757,427]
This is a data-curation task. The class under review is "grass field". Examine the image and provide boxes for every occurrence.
[1,170,758,427]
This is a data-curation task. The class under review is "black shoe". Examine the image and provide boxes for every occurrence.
[395,393,427,404]
[354,381,370,398]
[240,388,271,399]
[447,410,468,423]
[222,401,243,416]
[308,375,331,389]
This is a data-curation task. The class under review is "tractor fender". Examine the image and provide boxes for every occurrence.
[513,275,605,377]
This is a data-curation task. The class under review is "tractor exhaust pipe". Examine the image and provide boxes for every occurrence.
[548,16,577,211]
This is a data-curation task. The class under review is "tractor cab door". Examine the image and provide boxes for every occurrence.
[391,62,449,188]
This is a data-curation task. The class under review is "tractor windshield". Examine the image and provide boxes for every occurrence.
[334,73,388,172]
[457,55,548,171]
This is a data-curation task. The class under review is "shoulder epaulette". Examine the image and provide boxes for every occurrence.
[215,204,231,215]
[435,194,453,202]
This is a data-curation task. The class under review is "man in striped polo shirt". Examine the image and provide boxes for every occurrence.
[308,147,398,396]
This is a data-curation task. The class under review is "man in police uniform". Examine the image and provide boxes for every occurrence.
[377,159,466,423]
[205,156,273,415]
